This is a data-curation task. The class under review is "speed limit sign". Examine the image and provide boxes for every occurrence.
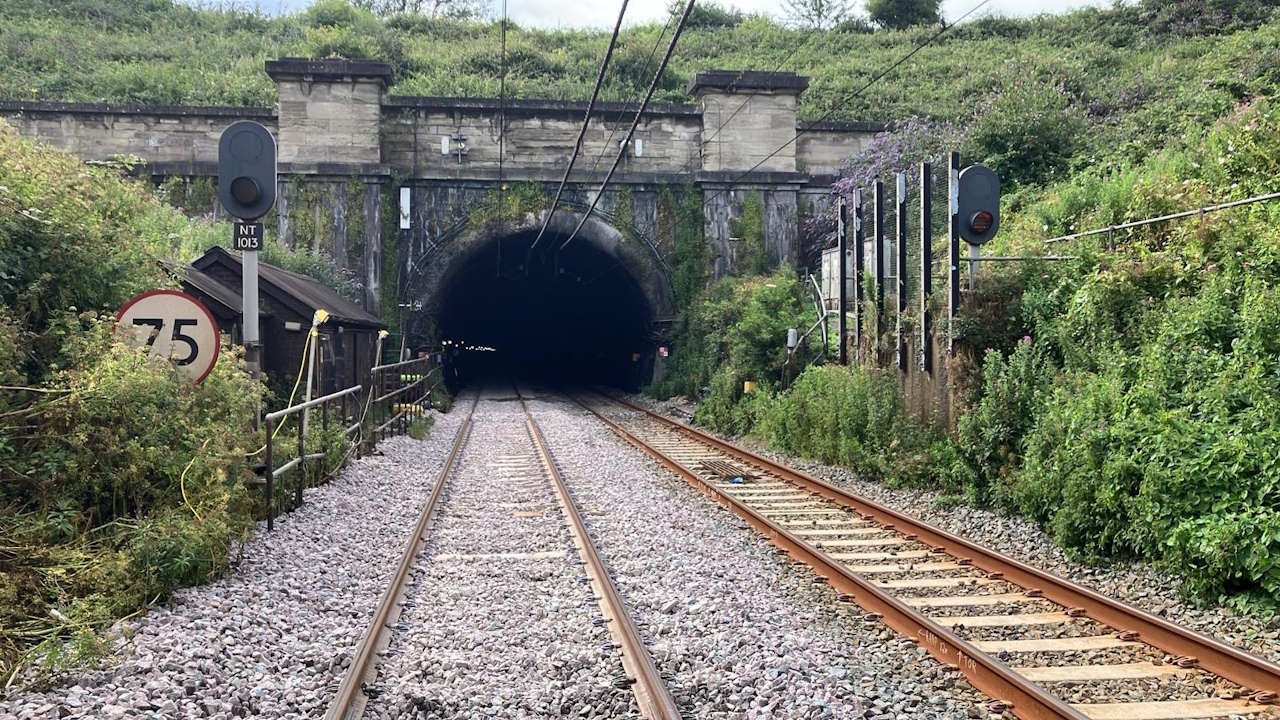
[116,290,220,383]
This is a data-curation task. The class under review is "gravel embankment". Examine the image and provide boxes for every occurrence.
[530,393,989,719]
[363,392,637,720]
[1,401,469,720]
[630,395,1280,664]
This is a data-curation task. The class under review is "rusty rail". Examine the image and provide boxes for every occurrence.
[579,391,1280,720]
[324,392,479,720]
[517,390,682,720]
[262,384,363,531]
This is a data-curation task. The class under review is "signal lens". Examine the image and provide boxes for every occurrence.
[970,210,994,234]
[230,176,261,205]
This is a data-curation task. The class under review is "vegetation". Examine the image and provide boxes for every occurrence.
[957,101,1280,612]
[866,0,941,30]
[1,0,1275,151]
[643,1,1280,613]
[0,121,352,682]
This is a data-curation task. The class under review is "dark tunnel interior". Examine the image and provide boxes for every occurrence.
[436,230,656,391]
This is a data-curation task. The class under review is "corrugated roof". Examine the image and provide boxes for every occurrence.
[192,247,386,329]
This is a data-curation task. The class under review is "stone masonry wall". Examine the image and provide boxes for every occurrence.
[382,100,702,177]
[0,102,275,168]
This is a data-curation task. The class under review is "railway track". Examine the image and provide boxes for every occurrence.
[325,388,680,720]
[574,391,1280,720]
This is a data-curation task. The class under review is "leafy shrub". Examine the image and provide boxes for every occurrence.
[964,75,1087,188]
[1138,0,1278,38]
[680,1,745,29]
[303,0,370,28]
[760,365,947,488]
[0,123,286,678]
[956,338,1056,504]
[688,273,816,435]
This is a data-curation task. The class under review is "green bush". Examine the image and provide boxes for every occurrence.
[956,338,1056,504]
[0,122,294,678]
[980,101,1280,609]
[964,75,1087,188]
[760,365,946,488]
[688,272,816,434]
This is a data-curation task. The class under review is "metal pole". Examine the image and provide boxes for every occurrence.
[896,172,907,372]
[242,245,261,375]
[837,195,848,366]
[296,414,305,509]
[302,324,318,446]
[264,417,274,532]
[853,189,864,366]
[948,151,960,356]
[920,161,933,374]
[874,180,885,354]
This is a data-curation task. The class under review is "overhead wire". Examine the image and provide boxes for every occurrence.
[558,0,699,256]
[586,10,678,176]
[528,0,631,254]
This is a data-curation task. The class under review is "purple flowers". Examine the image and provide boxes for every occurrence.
[803,117,966,256]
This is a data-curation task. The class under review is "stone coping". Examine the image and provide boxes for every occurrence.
[0,100,275,119]
[688,70,810,95]
[265,57,395,85]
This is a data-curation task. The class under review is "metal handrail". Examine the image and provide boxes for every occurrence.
[265,385,362,423]
[1044,189,1280,244]
[370,358,435,443]
[371,356,435,374]
[263,384,363,531]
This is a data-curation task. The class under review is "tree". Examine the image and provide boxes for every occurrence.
[866,0,941,29]
[783,0,852,30]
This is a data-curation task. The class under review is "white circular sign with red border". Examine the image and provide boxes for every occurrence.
[116,289,220,383]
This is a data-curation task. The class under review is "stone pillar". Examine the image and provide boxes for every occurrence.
[265,58,392,167]
[690,71,810,275]
[265,57,393,314]
[690,71,807,174]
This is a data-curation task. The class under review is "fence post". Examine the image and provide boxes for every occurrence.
[896,172,907,372]
[854,189,864,366]
[874,180,885,356]
[296,414,305,510]
[948,151,960,356]
[837,195,848,366]
[265,417,275,532]
[920,161,933,374]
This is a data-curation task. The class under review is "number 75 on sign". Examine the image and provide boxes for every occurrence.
[115,289,221,383]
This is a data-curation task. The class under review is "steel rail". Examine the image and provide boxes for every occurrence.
[580,392,1280,718]
[572,393,1082,720]
[517,390,682,720]
[324,393,480,720]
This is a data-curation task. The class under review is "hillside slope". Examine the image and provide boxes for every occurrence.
[2,0,1278,183]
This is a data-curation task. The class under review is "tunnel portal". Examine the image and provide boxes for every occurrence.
[434,226,664,390]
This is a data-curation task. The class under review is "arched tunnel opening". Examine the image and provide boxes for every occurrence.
[434,228,661,391]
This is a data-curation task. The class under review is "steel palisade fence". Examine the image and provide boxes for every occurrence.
[259,357,443,531]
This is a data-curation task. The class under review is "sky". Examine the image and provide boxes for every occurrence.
[252,0,1113,29]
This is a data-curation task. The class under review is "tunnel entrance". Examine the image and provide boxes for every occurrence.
[435,227,660,390]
